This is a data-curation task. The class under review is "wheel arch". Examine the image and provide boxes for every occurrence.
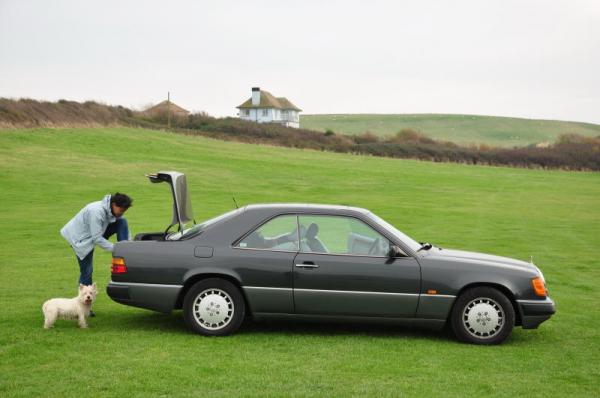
[175,272,251,316]
[451,282,522,326]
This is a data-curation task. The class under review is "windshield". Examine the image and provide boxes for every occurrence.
[366,211,422,253]
[168,208,244,240]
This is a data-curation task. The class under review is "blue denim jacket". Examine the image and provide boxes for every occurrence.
[61,195,116,259]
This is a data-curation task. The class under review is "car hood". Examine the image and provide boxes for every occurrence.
[424,248,538,272]
[147,171,194,231]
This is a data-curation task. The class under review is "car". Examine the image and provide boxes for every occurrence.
[107,171,555,344]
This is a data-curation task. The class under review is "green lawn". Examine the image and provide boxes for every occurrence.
[1,127,599,397]
[301,113,600,147]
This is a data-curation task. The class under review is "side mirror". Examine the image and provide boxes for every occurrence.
[387,245,405,258]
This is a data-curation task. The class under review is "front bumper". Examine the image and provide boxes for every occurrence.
[516,297,556,329]
[107,281,182,313]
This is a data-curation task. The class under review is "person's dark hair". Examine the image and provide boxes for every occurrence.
[111,192,133,209]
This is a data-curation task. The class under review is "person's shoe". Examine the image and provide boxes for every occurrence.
[89,310,96,317]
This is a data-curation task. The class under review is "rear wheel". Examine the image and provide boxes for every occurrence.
[451,286,515,345]
[183,278,245,336]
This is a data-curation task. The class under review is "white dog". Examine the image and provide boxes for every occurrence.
[42,283,98,329]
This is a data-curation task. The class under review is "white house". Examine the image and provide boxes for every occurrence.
[237,87,302,128]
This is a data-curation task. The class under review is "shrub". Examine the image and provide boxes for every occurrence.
[2,98,598,171]
[0,98,130,128]
[353,132,379,144]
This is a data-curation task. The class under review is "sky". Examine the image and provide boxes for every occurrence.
[1,0,599,123]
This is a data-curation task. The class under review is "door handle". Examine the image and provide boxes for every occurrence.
[295,262,319,269]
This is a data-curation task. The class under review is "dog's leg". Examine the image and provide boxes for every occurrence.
[78,310,88,328]
[43,308,56,329]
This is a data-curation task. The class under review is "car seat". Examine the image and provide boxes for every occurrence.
[305,223,328,253]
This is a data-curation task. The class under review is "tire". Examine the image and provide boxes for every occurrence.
[183,278,246,336]
[450,286,515,345]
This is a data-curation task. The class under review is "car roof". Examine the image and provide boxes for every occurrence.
[242,203,370,214]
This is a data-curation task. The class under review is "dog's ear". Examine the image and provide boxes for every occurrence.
[92,282,97,290]
[79,284,85,290]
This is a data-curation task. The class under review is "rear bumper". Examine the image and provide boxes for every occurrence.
[516,297,556,329]
[107,281,182,313]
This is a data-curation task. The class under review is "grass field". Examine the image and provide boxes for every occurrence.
[301,114,600,147]
[1,127,599,397]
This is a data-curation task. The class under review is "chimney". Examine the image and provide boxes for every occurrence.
[252,87,260,106]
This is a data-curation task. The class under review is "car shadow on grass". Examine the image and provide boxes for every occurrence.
[100,311,453,342]
[98,310,187,333]
[242,319,454,342]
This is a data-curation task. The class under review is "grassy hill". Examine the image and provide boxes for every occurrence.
[301,113,600,147]
[1,127,599,396]
[3,99,599,170]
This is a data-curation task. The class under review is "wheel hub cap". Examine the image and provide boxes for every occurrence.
[463,297,503,339]
[193,288,234,330]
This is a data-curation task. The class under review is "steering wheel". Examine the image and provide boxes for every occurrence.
[367,238,381,255]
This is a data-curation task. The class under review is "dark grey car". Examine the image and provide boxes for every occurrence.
[107,171,555,344]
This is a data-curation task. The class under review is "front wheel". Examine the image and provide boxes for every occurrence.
[450,286,515,345]
[183,278,246,336]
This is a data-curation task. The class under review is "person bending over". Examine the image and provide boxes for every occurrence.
[61,193,133,315]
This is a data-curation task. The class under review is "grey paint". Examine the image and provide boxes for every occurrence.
[194,246,214,258]
[109,203,555,330]
[108,281,182,313]
[416,294,456,320]
[108,175,555,331]
[293,253,420,317]
[243,286,294,314]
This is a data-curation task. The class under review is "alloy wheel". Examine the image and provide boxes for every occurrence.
[192,288,234,330]
[462,297,504,339]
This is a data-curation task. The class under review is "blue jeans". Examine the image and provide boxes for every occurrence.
[77,218,129,285]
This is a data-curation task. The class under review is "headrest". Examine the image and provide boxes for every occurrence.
[306,223,319,240]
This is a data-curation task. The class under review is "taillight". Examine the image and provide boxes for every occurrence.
[111,257,127,274]
[531,277,547,297]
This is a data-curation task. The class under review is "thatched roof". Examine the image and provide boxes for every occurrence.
[237,90,301,111]
[144,100,190,116]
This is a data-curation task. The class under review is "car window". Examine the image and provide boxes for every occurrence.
[169,208,244,240]
[237,215,299,251]
[298,215,391,256]
[365,211,421,253]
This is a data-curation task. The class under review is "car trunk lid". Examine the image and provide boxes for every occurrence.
[147,171,195,232]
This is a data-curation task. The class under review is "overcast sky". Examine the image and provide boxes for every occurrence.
[1,0,599,123]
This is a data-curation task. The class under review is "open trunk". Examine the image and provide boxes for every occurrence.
[134,171,195,241]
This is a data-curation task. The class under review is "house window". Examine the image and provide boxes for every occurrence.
[243,109,250,116]
[262,109,268,116]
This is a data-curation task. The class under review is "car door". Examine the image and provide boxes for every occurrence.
[293,214,421,317]
[232,214,300,314]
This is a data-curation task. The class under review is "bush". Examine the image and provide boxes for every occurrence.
[391,129,436,145]
[353,132,379,144]
[145,113,600,171]
[2,98,598,171]
[0,98,131,128]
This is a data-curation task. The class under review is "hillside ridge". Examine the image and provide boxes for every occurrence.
[301,113,600,147]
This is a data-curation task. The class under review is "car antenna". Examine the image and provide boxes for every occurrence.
[225,179,239,209]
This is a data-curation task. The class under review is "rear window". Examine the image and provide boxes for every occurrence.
[168,208,244,240]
